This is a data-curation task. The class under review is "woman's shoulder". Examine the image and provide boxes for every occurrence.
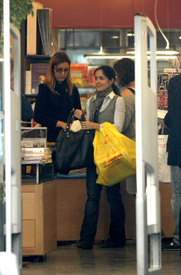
[115,95,123,102]
[88,93,96,101]
[115,95,125,107]
[39,83,50,91]
[37,84,51,98]
[123,94,135,111]
[121,88,134,97]
[72,84,79,94]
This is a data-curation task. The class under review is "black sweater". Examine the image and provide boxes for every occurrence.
[34,81,81,142]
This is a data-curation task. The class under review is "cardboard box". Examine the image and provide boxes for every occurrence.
[27,1,43,55]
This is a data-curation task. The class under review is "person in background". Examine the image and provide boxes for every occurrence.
[114,58,136,194]
[21,95,34,122]
[34,51,82,142]
[76,65,126,249]
[163,48,181,250]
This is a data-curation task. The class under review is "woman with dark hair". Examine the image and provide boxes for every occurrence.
[114,57,135,88]
[34,51,82,142]
[77,65,126,249]
[114,58,136,194]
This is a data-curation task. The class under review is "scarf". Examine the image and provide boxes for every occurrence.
[89,86,112,122]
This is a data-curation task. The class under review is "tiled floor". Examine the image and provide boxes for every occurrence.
[22,241,181,275]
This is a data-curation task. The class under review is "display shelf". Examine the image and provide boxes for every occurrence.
[22,162,54,184]
[22,181,57,256]
[26,55,51,60]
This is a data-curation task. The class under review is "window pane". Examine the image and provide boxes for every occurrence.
[74,31,99,47]
[102,31,120,47]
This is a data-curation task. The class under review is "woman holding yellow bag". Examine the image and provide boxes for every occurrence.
[77,65,126,249]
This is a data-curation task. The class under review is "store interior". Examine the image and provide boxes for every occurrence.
[0,0,181,274]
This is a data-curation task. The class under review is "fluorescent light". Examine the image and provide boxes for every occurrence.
[152,56,177,60]
[111,36,119,39]
[126,50,178,55]
[84,53,177,60]
[84,49,178,60]
[156,50,178,55]
[84,53,135,60]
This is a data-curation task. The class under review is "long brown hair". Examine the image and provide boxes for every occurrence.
[43,52,74,95]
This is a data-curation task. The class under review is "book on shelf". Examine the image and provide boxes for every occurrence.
[22,159,52,165]
[89,68,96,87]
[157,73,169,90]
[25,70,32,95]
[157,72,179,110]
[21,127,47,148]
[21,147,50,154]
[70,63,89,88]
[157,90,168,110]
[21,147,52,163]
[31,63,49,95]
[80,97,87,112]
[157,109,167,119]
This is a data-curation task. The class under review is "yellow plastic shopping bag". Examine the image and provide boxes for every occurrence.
[93,122,136,186]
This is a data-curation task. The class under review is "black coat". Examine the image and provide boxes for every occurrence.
[34,81,81,142]
[164,74,181,167]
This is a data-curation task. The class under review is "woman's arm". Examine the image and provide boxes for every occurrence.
[81,120,101,130]
[34,84,66,129]
[113,96,125,132]
[81,98,101,130]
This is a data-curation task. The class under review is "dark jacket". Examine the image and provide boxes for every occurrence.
[164,74,181,167]
[34,81,81,142]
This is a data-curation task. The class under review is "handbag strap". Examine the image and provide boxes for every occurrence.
[67,110,75,126]
[128,87,135,95]
[66,109,86,130]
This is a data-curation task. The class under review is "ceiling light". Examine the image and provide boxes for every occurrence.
[148,56,177,60]
[84,52,178,60]
[155,50,178,55]
[84,53,135,60]
[111,36,119,39]
[126,50,178,55]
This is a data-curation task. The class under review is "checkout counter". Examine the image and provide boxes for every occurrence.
[21,165,136,256]
[21,127,175,257]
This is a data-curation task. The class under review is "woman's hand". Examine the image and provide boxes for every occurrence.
[56,121,67,129]
[81,121,100,130]
[74,109,83,119]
